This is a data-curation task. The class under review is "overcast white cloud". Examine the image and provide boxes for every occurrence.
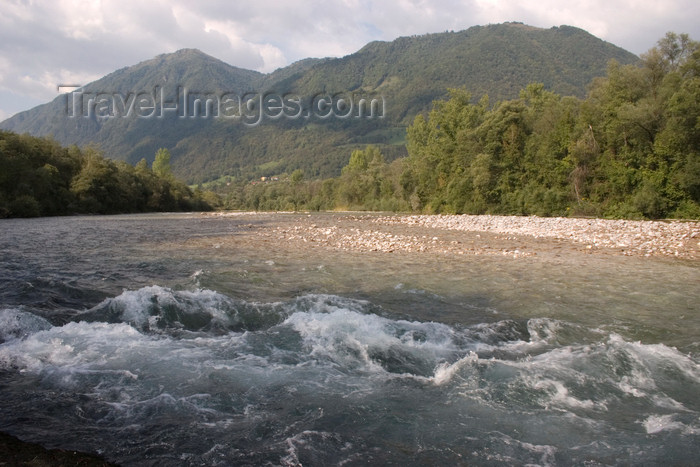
[1,0,698,120]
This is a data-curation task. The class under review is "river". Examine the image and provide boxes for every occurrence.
[0,213,698,465]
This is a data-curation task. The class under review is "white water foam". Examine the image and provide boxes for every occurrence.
[483,432,558,466]
[431,352,480,385]
[0,320,147,382]
[284,307,464,377]
[0,308,52,342]
[2,288,699,465]
[83,285,240,331]
[642,414,700,435]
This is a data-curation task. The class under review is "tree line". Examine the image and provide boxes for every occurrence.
[0,135,215,217]
[221,32,699,219]
[3,32,697,220]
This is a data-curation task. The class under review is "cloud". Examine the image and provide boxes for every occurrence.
[0,0,698,119]
[468,0,699,54]
[0,107,11,122]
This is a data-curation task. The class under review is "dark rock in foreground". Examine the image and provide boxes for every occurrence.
[0,432,118,467]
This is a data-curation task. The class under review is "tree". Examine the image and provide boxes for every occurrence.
[338,145,387,208]
[0,131,215,217]
[153,148,173,179]
[290,169,304,184]
[403,88,488,213]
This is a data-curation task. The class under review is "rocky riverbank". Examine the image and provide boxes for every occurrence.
[375,214,700,258]
[208,212,700,259]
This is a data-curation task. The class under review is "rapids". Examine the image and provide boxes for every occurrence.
[0,213,698,465]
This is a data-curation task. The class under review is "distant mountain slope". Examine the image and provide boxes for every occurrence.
[276,23,638,123]
[1,23,638,184]
[1,49,263,162]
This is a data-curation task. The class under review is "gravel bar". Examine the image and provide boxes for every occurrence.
[208,212,700,259]
[374,214,700,258]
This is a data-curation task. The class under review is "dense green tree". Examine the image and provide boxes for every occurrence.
[70,146,121,212]
[395,33,699,219]
[290,169,304,185]
[579,32,700,217]
[338,146,383,207]
[0,132,81,216]
[153,148,173,180]
[0,132,214,217]
[401,89,490,212]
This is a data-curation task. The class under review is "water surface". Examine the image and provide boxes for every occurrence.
[1,213,698,465]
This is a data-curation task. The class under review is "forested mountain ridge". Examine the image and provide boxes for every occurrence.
[1,23,638,184]
[1,49,264,176]
[226,32,699,219]
[278,23,638,123]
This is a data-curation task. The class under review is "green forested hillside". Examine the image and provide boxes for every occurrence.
[281,23,638,122]
[1,23,638,184]
[221,33,700,219]
[1,49,263,177]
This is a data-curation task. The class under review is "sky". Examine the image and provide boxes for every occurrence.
[1,0,698,121]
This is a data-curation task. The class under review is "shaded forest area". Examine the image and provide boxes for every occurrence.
[0,137,215,217]
[222,33,699,219]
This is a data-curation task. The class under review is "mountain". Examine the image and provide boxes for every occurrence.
[1,23,638,184]
[274,23,638,123]
[1,49,264,176]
